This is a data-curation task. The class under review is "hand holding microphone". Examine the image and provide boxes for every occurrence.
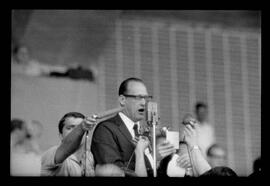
[81,115,97,132]
[180,114,199,176]
[81,107,125,132]
[134,136,150,153]
[183,124,197,148]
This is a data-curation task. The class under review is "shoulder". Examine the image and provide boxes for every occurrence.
[42,146,58,157]
[200,122,214,130]
[94,115,122,131]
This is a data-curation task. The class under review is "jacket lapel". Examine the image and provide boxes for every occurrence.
[113,114,133,143]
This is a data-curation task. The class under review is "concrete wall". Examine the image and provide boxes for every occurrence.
[11,73,100,152]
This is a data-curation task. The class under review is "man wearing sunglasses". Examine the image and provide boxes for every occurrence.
[91,77,176,177]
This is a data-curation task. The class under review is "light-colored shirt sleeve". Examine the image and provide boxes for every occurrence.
[41,145,94,176]
[40,146,63,176]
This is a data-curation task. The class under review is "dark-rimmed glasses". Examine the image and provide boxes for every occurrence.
[123,94,153,101]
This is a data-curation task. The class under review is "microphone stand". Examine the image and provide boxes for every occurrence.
[84,131,89,176]
[152,117,157,177]
[83,107,124,176]
[147,102,158,177]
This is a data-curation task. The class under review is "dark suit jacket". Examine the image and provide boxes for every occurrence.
[91,114,153,176]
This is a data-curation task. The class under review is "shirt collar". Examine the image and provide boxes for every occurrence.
[119,112,140,138]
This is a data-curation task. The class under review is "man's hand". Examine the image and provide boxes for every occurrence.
[81,115,97,131]
[135,136,150,153]
[156,140,176,161]
[183,124,197,148]
[176,153,191,169]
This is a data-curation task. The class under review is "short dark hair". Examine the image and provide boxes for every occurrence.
[195,102,208,111]
[118,77,144,96]
[253,157,261,172]
[200,166,238,177]
[58,112,85,134]
[11,118,25,133]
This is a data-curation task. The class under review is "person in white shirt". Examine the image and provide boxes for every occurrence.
[194,102,216,158]
[41,112,96,176]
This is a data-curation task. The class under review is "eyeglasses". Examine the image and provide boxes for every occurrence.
[123,94,153,101]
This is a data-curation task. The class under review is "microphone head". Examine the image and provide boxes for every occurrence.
[146,101,152,122]
[146,101,158,123]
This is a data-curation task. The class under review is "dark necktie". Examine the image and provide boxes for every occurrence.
[133,123,140,138]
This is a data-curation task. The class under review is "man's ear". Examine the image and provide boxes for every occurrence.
[118,95,126,107]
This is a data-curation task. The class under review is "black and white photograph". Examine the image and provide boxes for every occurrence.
[11,10,261,178]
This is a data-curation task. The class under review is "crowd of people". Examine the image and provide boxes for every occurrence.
[11,77,261,177]
[10,119,43,176]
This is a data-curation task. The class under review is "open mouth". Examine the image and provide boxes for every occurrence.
[138,108,145,113]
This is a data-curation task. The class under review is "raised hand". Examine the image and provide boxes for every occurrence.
[81,115,97,131]
[183,124,197,148]
[135,136,150,153]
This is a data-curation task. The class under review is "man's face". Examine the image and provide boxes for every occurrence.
[16,124,30,142]
[197,107,208,122]
[121,81,149,122]
[60,117,84,140]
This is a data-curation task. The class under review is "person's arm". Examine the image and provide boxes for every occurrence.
[183,125,211,176]
[134,136,149,177]
[55,116,96,164]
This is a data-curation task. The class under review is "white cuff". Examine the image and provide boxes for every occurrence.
[190,145,200,152]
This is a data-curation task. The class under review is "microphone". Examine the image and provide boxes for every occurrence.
[145,101,158,177]
[146,101,158,124]
[84,107,124,133]
[92,107,124,120]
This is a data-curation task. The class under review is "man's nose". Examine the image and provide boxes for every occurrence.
[140,97,147,105]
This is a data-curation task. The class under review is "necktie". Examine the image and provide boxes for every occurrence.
[133,123,140,138]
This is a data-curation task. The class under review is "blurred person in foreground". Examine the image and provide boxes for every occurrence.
[41,112,96,176]
[10,119,42,176]
[199,166,238,177]
[95,163,125,177]
[91,77,176,177]
[248,156,261,177]
[207,143,227,168]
